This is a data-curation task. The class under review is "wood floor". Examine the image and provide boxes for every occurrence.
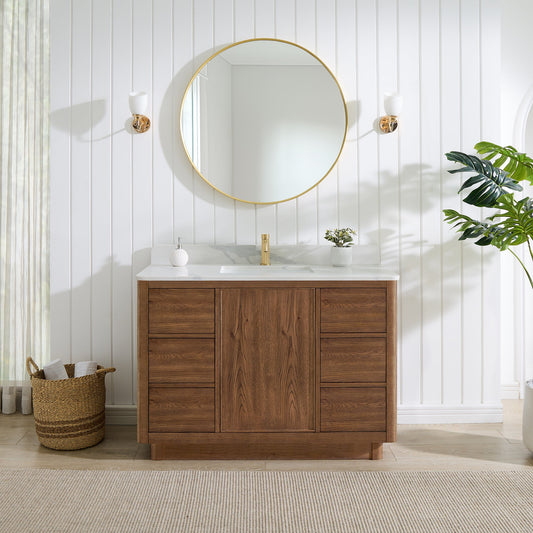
[0,400,531,471]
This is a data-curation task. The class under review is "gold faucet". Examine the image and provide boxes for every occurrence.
[260,233,270,265]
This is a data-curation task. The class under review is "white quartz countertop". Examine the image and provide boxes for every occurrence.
[136,264,399,281]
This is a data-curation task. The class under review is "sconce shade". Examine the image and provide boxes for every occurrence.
[384,93,403,116]
[129,91,148,115]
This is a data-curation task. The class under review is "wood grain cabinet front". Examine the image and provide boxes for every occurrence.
[149,387,215,433]
[137,280,397,460]
[148,338,214,384]
[148,288,214,334]
[320,387,387,432]
[320,337,386,383]
[321,288,387,333]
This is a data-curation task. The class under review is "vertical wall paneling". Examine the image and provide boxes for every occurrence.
[173,0,194,244]
[376,0,400,399]
[295,0,319,244]
[70,0,93,363]
[111,0,133,404]
[479,0,502,405]
[49,0,504,418]
[440,0,463,406]
[355,0,379,250]
[153,0,174,246]
[49,0,71,362]
[376,0,399,267]
[336,0,357,232]
[419,0,442,405]
[213,0,236,244]
[397,0,422,406]
[460,0,483,405]
[91,0,113,382]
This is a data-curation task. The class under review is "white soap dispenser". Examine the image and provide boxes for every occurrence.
[170,237,189,267]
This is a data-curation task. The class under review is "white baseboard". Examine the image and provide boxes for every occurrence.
[501,382,521,400]
[398,404,503,424]
[105,405,137,425]
[105,404,504,426]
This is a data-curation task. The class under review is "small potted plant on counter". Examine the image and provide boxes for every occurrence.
[324,227,357,266]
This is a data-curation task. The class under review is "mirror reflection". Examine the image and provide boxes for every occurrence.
[180,39,347,204]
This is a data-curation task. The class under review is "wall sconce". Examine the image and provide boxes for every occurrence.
[379,93,403,133]
[129,91,151,133]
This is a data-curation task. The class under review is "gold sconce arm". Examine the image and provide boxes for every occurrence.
[132,114,151,133]
[379,115,399,134]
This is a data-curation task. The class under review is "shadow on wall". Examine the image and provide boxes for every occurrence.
[50,99,139,141]
[50,249,152,406]
[356,161,498,330]
[159,53,215,204]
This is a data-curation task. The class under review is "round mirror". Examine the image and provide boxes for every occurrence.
[180,38,347,204]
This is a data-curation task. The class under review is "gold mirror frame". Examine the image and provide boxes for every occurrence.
[179,38,348,205]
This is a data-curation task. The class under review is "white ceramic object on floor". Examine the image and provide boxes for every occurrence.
[21,380,32,414]
[330,246,352,267]
[523,380,533,453]
[1,382,16,414]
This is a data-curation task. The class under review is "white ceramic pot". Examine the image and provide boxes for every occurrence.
[330,246,352,267]
[523,380,533,453]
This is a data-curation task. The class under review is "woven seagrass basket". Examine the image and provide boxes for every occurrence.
[26,357,116,451]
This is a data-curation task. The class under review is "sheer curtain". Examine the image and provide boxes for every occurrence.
[0,0,49,412]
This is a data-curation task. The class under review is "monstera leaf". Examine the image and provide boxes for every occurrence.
[442,210,499,246]
[488,194,533,250]
[445,151,522,207]
[475,142,533,185]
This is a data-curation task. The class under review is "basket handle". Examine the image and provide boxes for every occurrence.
[26,357,40,376]
[96,367,116,375]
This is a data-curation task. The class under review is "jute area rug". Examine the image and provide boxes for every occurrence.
[1,469,532,532]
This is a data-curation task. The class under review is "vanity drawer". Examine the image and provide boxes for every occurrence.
[148,289,214,334]
[321,338,386,383]
[149,338,214,384]
[321,288,387,333]
[149,387,215,433]
[320,387,386,432]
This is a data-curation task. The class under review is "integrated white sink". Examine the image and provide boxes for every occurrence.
[219,264,313,274]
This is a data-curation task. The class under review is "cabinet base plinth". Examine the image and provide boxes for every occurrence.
[148,432,389,460]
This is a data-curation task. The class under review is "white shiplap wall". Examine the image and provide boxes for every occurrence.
[50,0,503,421]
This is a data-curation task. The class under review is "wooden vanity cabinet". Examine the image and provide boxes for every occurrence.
[137,280,396,460]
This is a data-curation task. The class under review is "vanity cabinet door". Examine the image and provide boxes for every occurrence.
[148,338,214,384]
[320,388,386,432]
[148,288,214,334]
[321,288,387,333]
[220,288,315,432]
[320,338,386,383]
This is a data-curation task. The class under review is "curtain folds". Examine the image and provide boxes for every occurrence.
[0,0,50,385]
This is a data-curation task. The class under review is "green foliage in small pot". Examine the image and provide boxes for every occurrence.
[443,143,533,289]
[324,228,357,248]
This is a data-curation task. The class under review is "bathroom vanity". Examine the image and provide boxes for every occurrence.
[137,264,397,460]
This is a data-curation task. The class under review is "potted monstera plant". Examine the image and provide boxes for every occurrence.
[443,141,533,452]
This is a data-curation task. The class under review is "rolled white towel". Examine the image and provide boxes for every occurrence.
[43,359,69,381]
[74,361,98,377]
